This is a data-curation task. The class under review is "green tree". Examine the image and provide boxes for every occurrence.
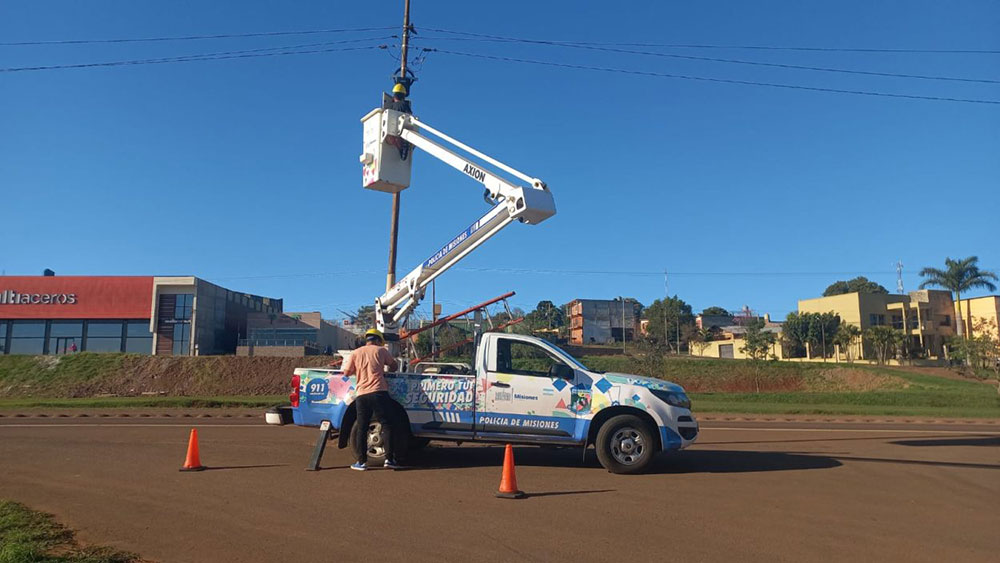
[865,326,903,365]
[741,318,777,362]
[523,300,565,331]
[642,296,694,351]
[919,256,999,338]
[741,318,777,393]
[687,326,720,356]
[823,276,889,297]
[832,321,861,362]
[701,306,730,316]
[782,312,841,358]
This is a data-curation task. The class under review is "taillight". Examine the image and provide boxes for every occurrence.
[289,374,300,408]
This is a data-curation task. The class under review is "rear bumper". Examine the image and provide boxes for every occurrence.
[264,405,294,426]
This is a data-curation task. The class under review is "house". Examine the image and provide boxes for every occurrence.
[567,298,641,345]
[798,290,956,359]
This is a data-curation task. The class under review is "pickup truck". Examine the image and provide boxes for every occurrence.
[285,332,698,474]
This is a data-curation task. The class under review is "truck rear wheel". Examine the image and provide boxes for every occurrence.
[595,414,656,474]
[348,420,409,464]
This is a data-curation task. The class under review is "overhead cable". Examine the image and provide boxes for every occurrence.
[424,48,1000,106]
[418,29,1000,84]
[0,26,397,46]
[0,38,390,73]
[422,28,1000,55]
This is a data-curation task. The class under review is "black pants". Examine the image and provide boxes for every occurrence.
[352,391,402,464]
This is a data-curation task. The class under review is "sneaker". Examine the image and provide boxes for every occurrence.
[383,458,400,470]
[350,462,367,471]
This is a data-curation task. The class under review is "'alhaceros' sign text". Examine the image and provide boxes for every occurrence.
[0,289,77,305]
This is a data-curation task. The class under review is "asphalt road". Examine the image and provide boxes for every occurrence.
[0,417,997,562]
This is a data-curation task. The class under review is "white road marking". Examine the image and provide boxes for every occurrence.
[706,427,1000,435]
[0,423,272,428]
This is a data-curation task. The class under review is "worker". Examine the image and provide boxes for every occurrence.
[343,328,402,471]
[383,82,413,159]
[386,82,412,114]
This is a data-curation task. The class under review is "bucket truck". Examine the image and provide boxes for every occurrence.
[267,106,699,475]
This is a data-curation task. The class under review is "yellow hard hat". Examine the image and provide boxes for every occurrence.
[391,83,407,95]
[365,328,385,343]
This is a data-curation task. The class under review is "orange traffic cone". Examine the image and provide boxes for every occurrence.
[495,444,525,499]
[179,428,206,472]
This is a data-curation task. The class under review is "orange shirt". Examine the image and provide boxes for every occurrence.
[343,344,398,396]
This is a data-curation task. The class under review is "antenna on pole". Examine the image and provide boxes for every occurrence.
[895,260,905,294]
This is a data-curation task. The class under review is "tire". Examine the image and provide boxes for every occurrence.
[595,414,657,474]
[347,419,410,465]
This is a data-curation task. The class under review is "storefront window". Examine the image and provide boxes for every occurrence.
[125,321,153,354]
[0,321,7,354]
[49,321,83,355]
[175,294,194,320]
[9,321,46,355]
[172,323,191,355]
[86,321,123,353]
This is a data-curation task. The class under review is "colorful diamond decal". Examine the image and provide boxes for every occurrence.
[594,378,613,394]
[632,394,641,401]
[552,379,568,391]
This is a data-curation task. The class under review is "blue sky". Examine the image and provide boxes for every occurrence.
[2,1,998,321]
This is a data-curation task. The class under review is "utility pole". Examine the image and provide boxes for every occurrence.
[430,280,436,355]
[621,297,627,353]
[663,271,669,352]
[675,301,681,354]
[386,0,412,291]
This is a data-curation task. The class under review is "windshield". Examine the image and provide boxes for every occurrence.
[544,341,590,372]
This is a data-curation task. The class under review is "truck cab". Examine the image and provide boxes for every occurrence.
[287,332,698,474]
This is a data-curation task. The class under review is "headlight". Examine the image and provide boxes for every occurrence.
[651,389,691,409]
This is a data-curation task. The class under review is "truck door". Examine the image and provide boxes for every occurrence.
[476,337,578,443]
[399,373,475,438]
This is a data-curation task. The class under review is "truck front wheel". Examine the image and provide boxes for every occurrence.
[595,414,656,474]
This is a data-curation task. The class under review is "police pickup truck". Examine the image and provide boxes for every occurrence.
[285,332,698,474]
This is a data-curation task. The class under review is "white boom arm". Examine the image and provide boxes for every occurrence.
[362,109,556,334]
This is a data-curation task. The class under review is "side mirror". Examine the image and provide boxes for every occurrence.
[548,364,574,380]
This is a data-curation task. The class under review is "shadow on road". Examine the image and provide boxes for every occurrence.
[704,434,968,446]
[404,445,842,474]
[890,436,1000,448]
[653,449,841,474]
[526,489,615,498]
[828,455,999,470]
[204,464,287,471]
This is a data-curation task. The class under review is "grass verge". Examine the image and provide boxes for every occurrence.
[0,500,139,563]
[0,395,285,410]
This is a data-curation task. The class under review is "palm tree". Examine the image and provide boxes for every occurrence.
[919,256,998,338]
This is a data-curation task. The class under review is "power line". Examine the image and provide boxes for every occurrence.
[454,267,904,277]
[0,39,390,73]
[0,26,397,46]
[424,48,1000,106]
[422,28,1000,55]
[417,31,1000,84]
[213,268,908,279]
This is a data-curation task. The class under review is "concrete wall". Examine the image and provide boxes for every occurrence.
[236,345,315,357]
[960,296,1000,339]
[690,337,786,360]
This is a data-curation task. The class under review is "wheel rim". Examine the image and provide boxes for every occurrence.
[610,426,645,465]
[366,421,386,458]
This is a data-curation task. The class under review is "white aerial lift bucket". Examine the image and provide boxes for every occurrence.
[360,108,413,193]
